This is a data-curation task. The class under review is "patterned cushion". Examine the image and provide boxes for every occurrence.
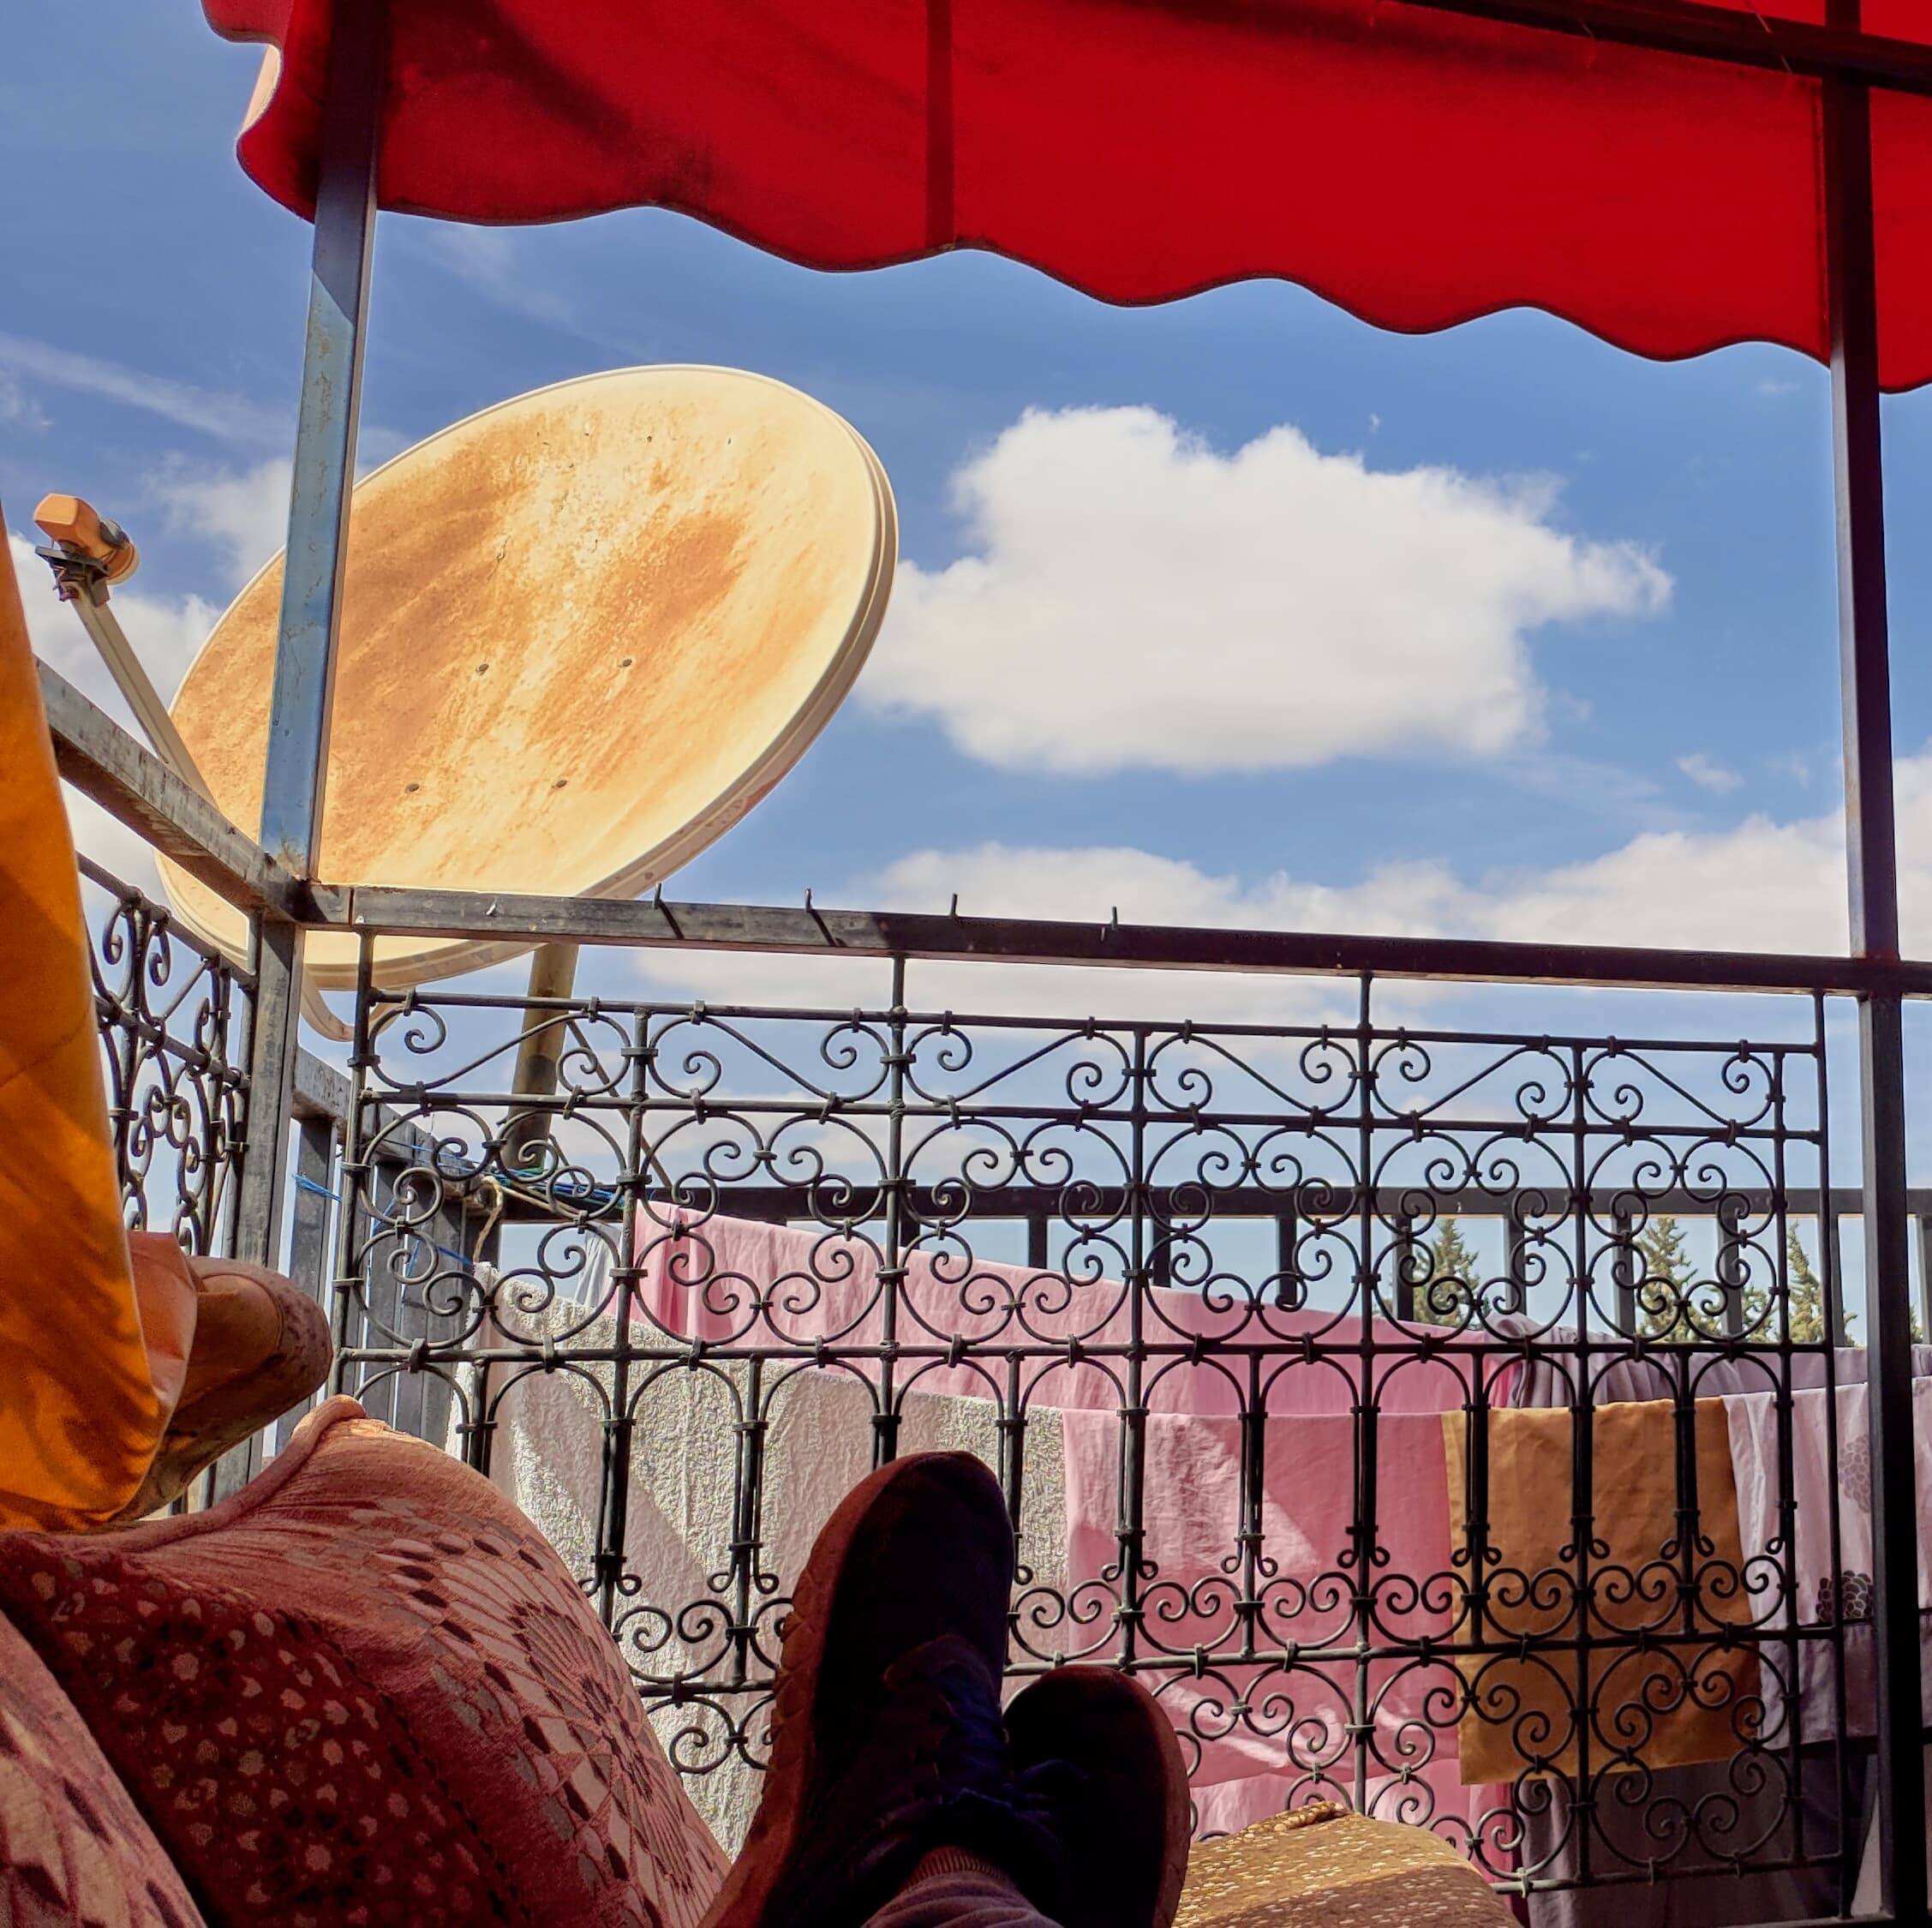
[0,1609,206,1928]
[0,1398,727,1928]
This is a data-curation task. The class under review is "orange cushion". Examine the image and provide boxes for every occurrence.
[0,1608,209,1928]
[0,523,193,1529]
[0,1398,728,1928]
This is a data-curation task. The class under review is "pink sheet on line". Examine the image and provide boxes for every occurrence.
[631,1212,1502,1839]
[630,1209,1492,1414]
[1060,1404,1477,1836]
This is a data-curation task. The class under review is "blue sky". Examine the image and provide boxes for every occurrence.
[8,8,1916,913]
[10,6,1932,1302]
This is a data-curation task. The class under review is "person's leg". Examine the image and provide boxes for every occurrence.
[701,1452,1191,1928]
[703,1452,1024,1928]
[864,1850,1059,1928]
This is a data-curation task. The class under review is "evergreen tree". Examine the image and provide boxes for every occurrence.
[1783,1226,1837,1344]
[1737,1226,1869,1344]
[1636,1213,1696,1342]
[1422,1214,1481,1324]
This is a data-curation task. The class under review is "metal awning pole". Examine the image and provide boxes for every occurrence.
[232,0,386,1269]
[1826,28,1928,1922]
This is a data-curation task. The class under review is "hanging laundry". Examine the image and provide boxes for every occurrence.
[1442,1398,1757,1785]
[1722,1377,1932,1746]
[508,1211,1509,1841]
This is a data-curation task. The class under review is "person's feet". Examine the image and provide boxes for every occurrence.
[1005,1667,1191,1928]
[703,1452,1020,1928]
[113,1246,332,1520]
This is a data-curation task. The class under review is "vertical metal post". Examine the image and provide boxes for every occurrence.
[875,955,908,1466]
[504,941,581,1172]
[1026,1214,1050,1272]
[1392,1211,1417,1321]
[1916,1211,1932,1344]
[234,0,386,1268]
[1274,1209,1299,1310]
[1717,1194,1746,1339]
[1613,1204,1637,1337]
[1826,35,1927,1920]
[273,1114,338,1452]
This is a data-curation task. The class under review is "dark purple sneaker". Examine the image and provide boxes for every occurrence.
[703,1453,1020,1928]
[1004,1668,1191,1928]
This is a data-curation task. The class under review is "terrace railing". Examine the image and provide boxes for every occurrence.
[50,662,1930,1919]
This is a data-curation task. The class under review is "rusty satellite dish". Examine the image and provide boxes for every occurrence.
[159,365,897,990]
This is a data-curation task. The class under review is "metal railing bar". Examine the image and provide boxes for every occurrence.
[334,883,1932,997]
[330,1337,1845,1366]
[46,683,1932,1000]
[468,1181,1899,1220]
[372,985,1840,1051]
[342,1093,1825,1145]
[1384,0,1932,98]
[43,663,302,920]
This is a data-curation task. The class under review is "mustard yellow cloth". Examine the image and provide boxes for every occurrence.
[1176,1805,1511,1928]
[1443,1398,1757,1785]
[0,517,195,1528]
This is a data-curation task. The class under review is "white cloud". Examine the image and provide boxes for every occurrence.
[9,532,203,900]
[860,407,1670,778]
[0,331,286,449]
[63,783,161,899]
[630,841,1435,1025]
[149,457,294,592]
[871,802,1870,958]
[1677,751,1743,794]
[0,371,47,431]
[10,532,217,730]
[413,227,583,333]
[628,755,1918,1021]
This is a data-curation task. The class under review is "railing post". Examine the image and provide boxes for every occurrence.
[1273,1209,1300,1310]
[1612,1205,1637,1337]
[233,0,386,1270]
[268,1112,338,1456]
[1916,1211,1932,1344]
[1826,31,1926,1920]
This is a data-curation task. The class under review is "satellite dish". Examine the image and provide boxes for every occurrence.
[159,366,896,990]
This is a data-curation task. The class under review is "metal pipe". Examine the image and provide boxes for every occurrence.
[63,596,214,801]
[256,2,383,879]
[39,662,299,919]
[45,679,1932,1002]
[331,879,1932,997]
[234,0,386,1269]
[1825,24,1927,1919]
[502,941,580,1174]
[1392,0,1932,99]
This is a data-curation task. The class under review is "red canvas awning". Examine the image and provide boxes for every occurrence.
[205,0,1932,388]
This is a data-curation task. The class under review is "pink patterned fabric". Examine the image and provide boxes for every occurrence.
[0,1612,207,1928]
[0,1398,727,1928]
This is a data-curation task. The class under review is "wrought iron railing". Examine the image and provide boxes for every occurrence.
[295,949,1895,1913]
[80,856,252,1255]
[55,697,1925,1917]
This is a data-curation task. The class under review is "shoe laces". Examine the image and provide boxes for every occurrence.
[900,1642,1009,1800]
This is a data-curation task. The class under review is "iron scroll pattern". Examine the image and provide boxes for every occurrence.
[80,858,251,1255]
[336,970,1857,1899]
